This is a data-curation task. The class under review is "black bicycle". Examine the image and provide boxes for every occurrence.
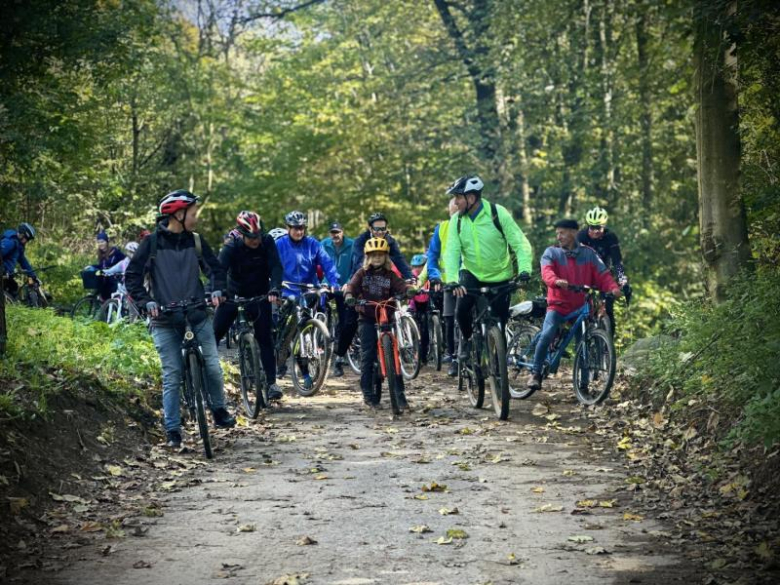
[231,296,270,418]
[422,290,444,372]
[3,266,55,308]
[72,270,116,319]
[160,299,215,458]
[454,281,519,421]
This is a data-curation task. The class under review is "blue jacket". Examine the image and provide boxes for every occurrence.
[275,234,339,298]
[1,229,35,277]
[351,231,413,279]
[426,224,443,281]
[320,236,355,286]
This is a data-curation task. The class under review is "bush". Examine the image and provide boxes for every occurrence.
[638,268,780,447]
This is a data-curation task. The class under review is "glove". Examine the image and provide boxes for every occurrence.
[429,278,441,286]
[145,301,159,315]
[211,290,223,303]
[622,283,633,301]
[345,296,356,307]
[518,271,531,283]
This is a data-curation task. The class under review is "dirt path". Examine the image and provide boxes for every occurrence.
[21,369,698,585]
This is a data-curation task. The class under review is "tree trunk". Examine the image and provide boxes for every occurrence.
[636,2,654,223]
[598,0,616,199]
[0,275,6,357]
[694,1,751,302]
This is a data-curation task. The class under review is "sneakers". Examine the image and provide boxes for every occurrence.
[458,339,471,361]
[333,357,345,378]
[447,360,458,377]
[526,372,542,391]
[362,400,379,411]
[213,408,237,429]
[267,383,283,401]
[165,430,182,448]
[277,363,287,378]
[303,374,313,391]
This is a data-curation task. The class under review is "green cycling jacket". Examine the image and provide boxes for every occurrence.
[443,199,533,283]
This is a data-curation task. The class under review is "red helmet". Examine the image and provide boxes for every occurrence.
[159,189,199,215]
[236,210,264,238]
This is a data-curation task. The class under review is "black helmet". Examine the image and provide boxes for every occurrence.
[18,223,36,240]
[367,212,387,226]
[446,175,484,196]
[284,210,307,227]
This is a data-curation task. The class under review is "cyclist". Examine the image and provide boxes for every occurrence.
[443,175,533,362]
[527,219,621,391]
[102,241,139,292]
[213,211,284,400]
[125,189,235,448]
[344,238,414,410]
[576,206,631,334]
[426,197,459,376]
[1,223,38,298]
[275,210,340,392]
[92,231,126,301]
[409,253,431,365]
[321,222,354,377]
[350,213,413,279]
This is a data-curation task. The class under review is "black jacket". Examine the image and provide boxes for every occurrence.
[126,223,226,326]
[219,235,282,297]
[576,228,625,280]
[351,231,412,279]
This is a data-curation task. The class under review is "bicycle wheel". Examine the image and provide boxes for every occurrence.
[381,334,402,415]
[485,325,510,420]
[97,298,122,325]
[398,314,421,381]
[291,318,331,397]
[460,348,485,409]
[239,333,267,418]
[507,324,540,400]
[71,295,99,320]
[347,337,362,374]
[573,328,615,406]
[187,352,213,458]
[430,313,443,372]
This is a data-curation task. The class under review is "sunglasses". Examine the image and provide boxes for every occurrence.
[588,225,605,231]
[370,226,388,232]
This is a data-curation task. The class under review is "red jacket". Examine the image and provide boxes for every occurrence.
[540,244,618,315]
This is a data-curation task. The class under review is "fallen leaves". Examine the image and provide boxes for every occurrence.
[237,524,256,533]
[623,512,644,522]
[533,504,564,513]
[567,535,594,543]
[296,536,317,545]
[50,493,87,504]
[439,507,459,516]
[421,481,447,493]
[410,525,433,534]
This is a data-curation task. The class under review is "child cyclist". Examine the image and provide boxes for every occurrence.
[344,238,415,411]
[409,253,431,364]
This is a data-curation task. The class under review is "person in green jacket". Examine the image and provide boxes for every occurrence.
[443,175,533,359]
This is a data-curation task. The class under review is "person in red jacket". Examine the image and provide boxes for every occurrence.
[527,219,621,391]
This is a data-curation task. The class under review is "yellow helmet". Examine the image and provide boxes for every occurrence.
[585,206,609,226]
[364,237,390,255]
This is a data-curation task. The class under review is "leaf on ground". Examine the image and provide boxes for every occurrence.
[507,552,519,565]
[755,541,773,561]
[709,558,728,570]
[599,500,617,508]
[277,435,297,443]
[458,427,474,435]
[313,474,329,481]
[242,467,257,473]
[435,536,453,545]
[414,494,429,500]
[623,512,644,522]
[544,413,560,422]
[439,507,459,516]
[7,497,28,514]
[237,524,256,533]
[576,499,596,508]
[562,470,577,477]
[50,493,87,504]
[296,536,317,546]
[80,521,103,532]
[616,436,632,450]
[568,535,594,543]
[446,528,468,539]
[105,465,123,477]
[51,524,70,533]
[531,404,549,417]
[266,574,310,585]
[421,481,447,493]
[531,486,545,494]
[534,504,564,513]
[452,461,471,471]
[410,525,433,534]
[585,546,610,555]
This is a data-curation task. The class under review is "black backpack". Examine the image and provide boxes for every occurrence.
[144,230,203,292]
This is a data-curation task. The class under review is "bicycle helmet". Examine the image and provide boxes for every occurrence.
[18,222,36,240]
[284,210,307,227]
[585,206,609,226]
[446,175,484,196]
[125,241,139,254]
[411,253,427,267]
[367,212,387,226]
[364,237,390,255]
[159,189,199,215]
[268,227,287,240]
[236,210,264,238]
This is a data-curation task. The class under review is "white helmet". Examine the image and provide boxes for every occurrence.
[268,227,287,241]
[446,175,484,196]
[125,241,139,254]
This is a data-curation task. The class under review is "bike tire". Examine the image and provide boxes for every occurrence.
[430,313,443,372]
[485,325,510,420]
[398,314,421,381]
[239,333,267,418]
[71,295,99,320]
[291,318,331,397]
[188,352,213,459]
[347,338,362,375]
[381,334,402,415]
[97,298,122,325]
[26,289,40,308]
[573,328,615,406]
[507,324,541,400]
[461,346,485,409]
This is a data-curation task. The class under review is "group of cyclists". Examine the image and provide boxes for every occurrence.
[2,174,630,449]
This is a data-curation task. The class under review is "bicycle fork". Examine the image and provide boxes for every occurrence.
[377,331,401,378]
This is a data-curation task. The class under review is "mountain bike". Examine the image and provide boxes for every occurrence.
[159,299,216,459]
[96,284,145,325]
[394,299,421,380]
[422,290,444,372]
[454,281,519,421]
[506,286,616,405]
[275,282,332,396]
[506,296,546,398]
[351,297,409,416]
[346,334,362,375]
[231,295,270,418]
[72,270,114,319]
[3,266,55,308]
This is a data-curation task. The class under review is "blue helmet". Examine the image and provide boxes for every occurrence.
[411,254,427,267]
[18,223,36,240]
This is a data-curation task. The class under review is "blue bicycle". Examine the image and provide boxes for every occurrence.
[506,286,616,405]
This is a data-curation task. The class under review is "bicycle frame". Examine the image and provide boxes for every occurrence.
[372,300,402,379]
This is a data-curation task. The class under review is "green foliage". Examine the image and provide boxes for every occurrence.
[0,305,160,418]
[639,268,780,447]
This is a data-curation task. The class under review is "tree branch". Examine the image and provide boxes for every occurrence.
[240,0,326,23]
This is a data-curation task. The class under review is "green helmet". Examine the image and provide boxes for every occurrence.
[585,206,609,226]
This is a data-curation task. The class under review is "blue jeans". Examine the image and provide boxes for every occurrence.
[532,307,585,375]
[151,317,226,432]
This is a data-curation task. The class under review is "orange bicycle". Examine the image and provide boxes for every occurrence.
[349,296,408,415]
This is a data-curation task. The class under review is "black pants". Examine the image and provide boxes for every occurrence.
[336,304,359,357]
[333,293,346,349]
[604,294,616,337]
[359,320,405,404]
[455,271,511,340]
[411,301,430,361]
[213,299,277,384]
